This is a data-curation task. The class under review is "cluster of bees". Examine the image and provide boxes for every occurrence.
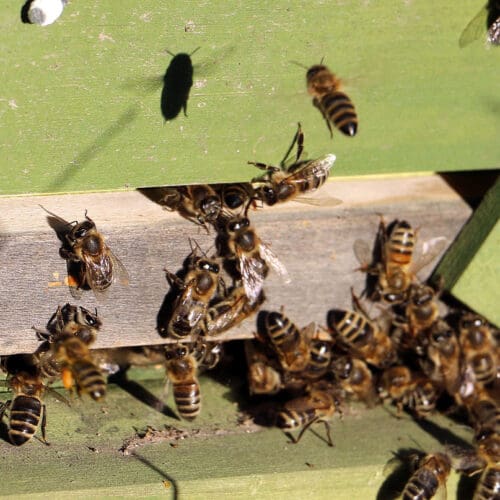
[1,57,498,499]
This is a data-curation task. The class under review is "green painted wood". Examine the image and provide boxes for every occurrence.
[432,176,499,326]
[0,1,498,195]
[0,368,473,498]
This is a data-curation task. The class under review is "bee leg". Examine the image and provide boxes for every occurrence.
[164,270,185,289]
[280,122,304,166]
[313,98,333,138]
[40,404,50,446]
[323,420,334,447]
[248,161,281,175]
[32,326,51,342]
[0,401,10,421]
[289,416,320,445]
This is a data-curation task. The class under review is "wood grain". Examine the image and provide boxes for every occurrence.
[0,175,472,355]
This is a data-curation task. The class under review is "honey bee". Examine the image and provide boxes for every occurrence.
[217,214,289,304]
[401,452,451,500]
[159,185,222,228]
[0,361,48,446]
[205,284,264,337]
[42,207,129,297]
[164,344,201,420]
[466,390,500,441]
[214,183,257,212]
[163,251,222,339]
[354,218,447,304]
[420,319,462,395]
[26,0,67,27]
[275,390,337,446]
[459,313,498,387]
[245,340,283,395]
[378,366,438,418]
[249,123,337,207]
[459,1,500,47]
[302,337,333,380]
[305,64,358,138]
[52,334,106,401]
[48,303,102,345]
[327,292,397,368]
[330,354,378,407]
[259,310,314,373]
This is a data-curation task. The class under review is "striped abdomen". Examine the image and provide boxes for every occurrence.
[276,407,316,430]
[403,467,439,500]
[404,380,438,417]
[318,92,357,137]
[72,360,106,401]
[8,395,42,446]
[474,466,500,500]
[330,310,375,350]
[304,340,332,379]
[173,381,201,420]
[386,221,415,267]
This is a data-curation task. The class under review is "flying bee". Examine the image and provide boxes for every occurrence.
[158,184,222,228]
[327,292,397,368]
[249,123,338,207]
[420,319,462,396]
[258,310,314,373]
[52,334,106,401]
[164,344,201,420]
[0,362,48,446]
[162,250,222,339]
[378,366,439,418]
[330,354,378,407]
[41,207,129,298]
[275,390,338,447]
[354,218,447,304]
[205,284,264,337]
[217,214,289,304]
[401,452,451,500]
[459,313,498,387]
[459,1,500,47]
[304,63,358,138]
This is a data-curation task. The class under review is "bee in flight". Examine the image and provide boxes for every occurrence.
[249,123,338,207]
[459,1,500,47]
[41,206,129,298]
[304,63,358,138]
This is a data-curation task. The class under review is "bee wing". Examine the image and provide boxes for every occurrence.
[459,5,488,48]
[81,252,114,295]
[434,481,447,500]
[412,236,448,274]
[292,195,343,207]
[239,252,266,305]
[258,241,290,283]
[108,248,130,286]
[353,239,373,268]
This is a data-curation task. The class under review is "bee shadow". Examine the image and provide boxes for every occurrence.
[161,50,199,121]
[109,371,179,420]
[130,452,179,499]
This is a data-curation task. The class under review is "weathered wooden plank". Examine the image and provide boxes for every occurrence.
[0,1,499,195]
[0,175,473,354]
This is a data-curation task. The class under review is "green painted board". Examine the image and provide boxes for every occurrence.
[0,1,499,195]
[432,176,499,326]
[0,367,475,498]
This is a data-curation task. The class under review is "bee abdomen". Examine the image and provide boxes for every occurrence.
[320,92,357,136]
[403,469,439,500]
[73,361,106,401]
[276,408,314,430]
[476,467,500,500]
[9,396,42,446]
[174,382,201,420]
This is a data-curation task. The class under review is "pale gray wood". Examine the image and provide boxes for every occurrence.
[0,175,472,354]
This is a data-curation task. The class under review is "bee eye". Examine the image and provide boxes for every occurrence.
[177,347,187,357]
[74,227,87,238]
[85,314,96,326]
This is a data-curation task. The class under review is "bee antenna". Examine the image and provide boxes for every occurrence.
[190,46,201,56]
[290,60,309,70]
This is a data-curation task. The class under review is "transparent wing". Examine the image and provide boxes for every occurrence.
[459,6,488,47]
[258,241,290,283]
[109,248,130,286]
[293,195,343,207]
[434,481,447,500]
[82,252,114,295]
[412,236,448,274]
[353,239,373,268]
[239,252,266,305]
